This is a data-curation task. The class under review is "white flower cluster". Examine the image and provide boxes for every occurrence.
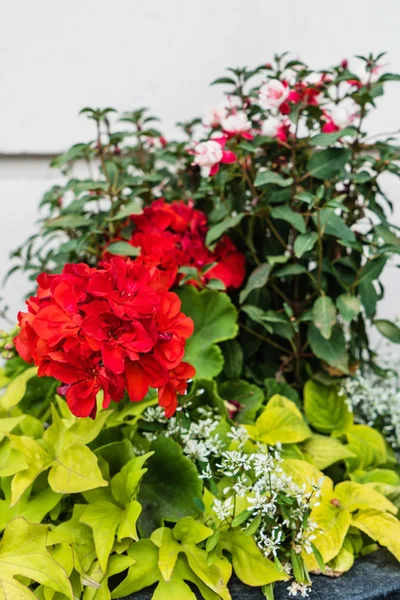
[211,444,322,563]
[340,363,400,450]
[141,404,224,461]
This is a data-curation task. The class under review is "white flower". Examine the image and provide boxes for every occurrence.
[221,111,251,134]
[213,497,234,521]
[353,63,382,85]
[198,463,213,480]
[252,452,276,477]
[259,80,289,109]
[261,116,285,138]
[330,100,358,129]
[203,104,228,128]
[287,582,311,597]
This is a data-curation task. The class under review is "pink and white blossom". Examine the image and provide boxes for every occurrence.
[322,102,358,133]
[261,116,290,142]
[189,138,237,177]
[258,80,289,109]
[221,111,253,139]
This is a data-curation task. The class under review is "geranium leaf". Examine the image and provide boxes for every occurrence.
[138,438,202,537]
[178,287,238,379]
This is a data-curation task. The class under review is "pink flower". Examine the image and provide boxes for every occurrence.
[261,116,290,142]
[190,138,237,176]
[258,80,289,109]
[203,105,228,128]
[221,111,253,140]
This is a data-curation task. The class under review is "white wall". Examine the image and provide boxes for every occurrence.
[1,0,399,343]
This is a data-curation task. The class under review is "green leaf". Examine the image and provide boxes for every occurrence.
[0,518,73,599]
[304,380,353,434]
[48,444,108,494]
[0,367,37,410]
[309,128,357,147]
[307,148,351,180]
[138,438,202,536]
[178,287,238,379]
[220,530,288,586]
[218,379,264,424]
[220,339,243,379]
[308,324,350,374]
[109,199,143,220]
[239,263,272,304]
[45,215,91,229]
[302,434,355,470]
[352,509,400,560]
[357,256,388,285]
[206,213,244,246]
[374,319,400,343]
[210,77,236,85]
[294,232,318,257]
[254,171,293,188]
[270,205,306,233]
[106,241,141,257]
[312,296,337,339]
[313,209,356,243]
[274,264,309,277]
[336,294,361,322]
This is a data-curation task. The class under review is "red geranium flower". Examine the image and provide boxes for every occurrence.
[14,256,195,419]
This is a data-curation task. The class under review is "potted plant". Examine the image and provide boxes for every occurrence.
[0,53,399,599]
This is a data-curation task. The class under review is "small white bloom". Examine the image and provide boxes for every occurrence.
[213,497,234,521]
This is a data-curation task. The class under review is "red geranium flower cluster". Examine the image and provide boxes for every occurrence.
[108,199,245,292]
[14,257,195,419]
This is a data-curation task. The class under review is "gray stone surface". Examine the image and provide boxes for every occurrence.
[120,550,400,599]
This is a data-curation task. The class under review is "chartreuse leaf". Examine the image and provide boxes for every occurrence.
[312,296,337,339]
[113,533,231,600]
[80,501,124,572]
[0,438,27,477]
[304,380,353,434]
[178,287,238,379]
[110,453,153,506]
[48,444,108,494]
[282,459,332,499]
[303,501,351,571]
[352,509,400,560]
[47,504,96,575]
[77,555,135,600]
[345,424,387,471]
[326,542,354,575]
[0,478,62,532]
[220,530,288,586]
[0,367,37,410]
[9,410,110,503]
[0,518,73,599]
[138,437,203,536]
[218,379,264,424]
[246,395,311,445]
[334,482,397,514]
[302,434,355,470]
[0,415,25,443]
